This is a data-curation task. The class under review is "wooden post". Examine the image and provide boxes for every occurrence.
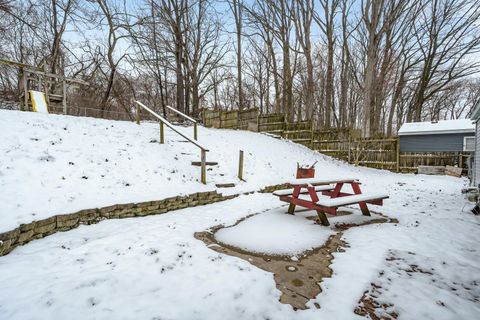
[316,210,330,226]
[348,136,352,163]
[201,149,207,184]
[62,79,67,115]
[309,127,313,149]
[238,150,244,181]
[159,121,164,144]
[38,74,42,92]
[22,72,28,111]
[135,103,140,124]
[396,138,400,172]
[459,153,463,174]
[287,203,296,214]
[194,122,198,140]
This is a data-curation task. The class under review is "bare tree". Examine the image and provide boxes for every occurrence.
[314,0,339,128]
[183,0,228,116]
[409,0,480,121]
[227,0,244,110]
[95,0,131,113]
[292,0,314,119]
[157,0,187,113]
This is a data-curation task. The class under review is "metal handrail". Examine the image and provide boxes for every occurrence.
[166,105,196,123]
[136,101,207,150]
[165,105,198,140]
[135,100,208,184]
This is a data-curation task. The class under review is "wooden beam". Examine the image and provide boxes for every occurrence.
[0,59,88,85]
[0,58,37,69]
[191,161,218,166]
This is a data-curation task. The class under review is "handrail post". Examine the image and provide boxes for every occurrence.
[160,121,164,144]
[201,149,206,184]
[194,123,198,141]
[238,150,244,181]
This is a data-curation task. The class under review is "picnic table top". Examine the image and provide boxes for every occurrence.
[273,185,334,196]
[287,177,358,186]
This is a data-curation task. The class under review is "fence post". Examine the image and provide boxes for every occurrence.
[348,136,352,163]
[194,122,198,140]
[238,150,244,181]
[201,149,207,184]
[62,79,67,115]
[135,103,140,124]
[396,138,400,172]
[159,121,164,144]
[309,125,313,149]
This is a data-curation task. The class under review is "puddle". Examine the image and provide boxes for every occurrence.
[195,211,398,310]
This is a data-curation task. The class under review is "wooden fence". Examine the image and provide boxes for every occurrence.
[203,108,259,130]
[399,152,469,174]
[311,132,469,173]
[202,108,471,175]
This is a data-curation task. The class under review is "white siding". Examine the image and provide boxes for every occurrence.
[475,121,480,186]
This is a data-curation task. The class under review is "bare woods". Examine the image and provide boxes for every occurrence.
[0,0,479,136]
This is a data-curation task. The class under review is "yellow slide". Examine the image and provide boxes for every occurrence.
[29,90,49,113]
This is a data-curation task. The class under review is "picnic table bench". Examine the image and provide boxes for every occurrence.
[273,177,388,226]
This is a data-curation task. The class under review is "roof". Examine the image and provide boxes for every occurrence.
[398,119,474,136]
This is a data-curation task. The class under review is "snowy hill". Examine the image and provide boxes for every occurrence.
[0,109,466,231]
[0,110,317,231]
[0,110,479,319]
[0,109,471,231]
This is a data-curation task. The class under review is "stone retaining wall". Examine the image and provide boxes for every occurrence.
[259,183,291,193]
[0,191,234,257]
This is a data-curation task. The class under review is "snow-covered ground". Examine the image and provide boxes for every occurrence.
[215,208,336,255]
[1,109,345,232]
[0,110,479,319]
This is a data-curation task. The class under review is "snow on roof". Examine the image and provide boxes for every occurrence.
[398,119,474,136]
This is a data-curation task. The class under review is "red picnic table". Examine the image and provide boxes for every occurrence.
[273,178,389,226]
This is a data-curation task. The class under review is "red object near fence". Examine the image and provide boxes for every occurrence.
[296,162,317,179]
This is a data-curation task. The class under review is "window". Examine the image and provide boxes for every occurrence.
[464,136,475,152]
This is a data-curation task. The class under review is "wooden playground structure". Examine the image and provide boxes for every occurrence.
[0,59,88,114]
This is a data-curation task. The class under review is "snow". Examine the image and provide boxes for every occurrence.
[215,208,335,255]
[272,185,334,196]
[358,249,480,319]
[0,109,328,232]
[288,177,356,185]
[0,110,479,319]
[0,194,297,320]
[316,193,388,207]
[398,118,474,135]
